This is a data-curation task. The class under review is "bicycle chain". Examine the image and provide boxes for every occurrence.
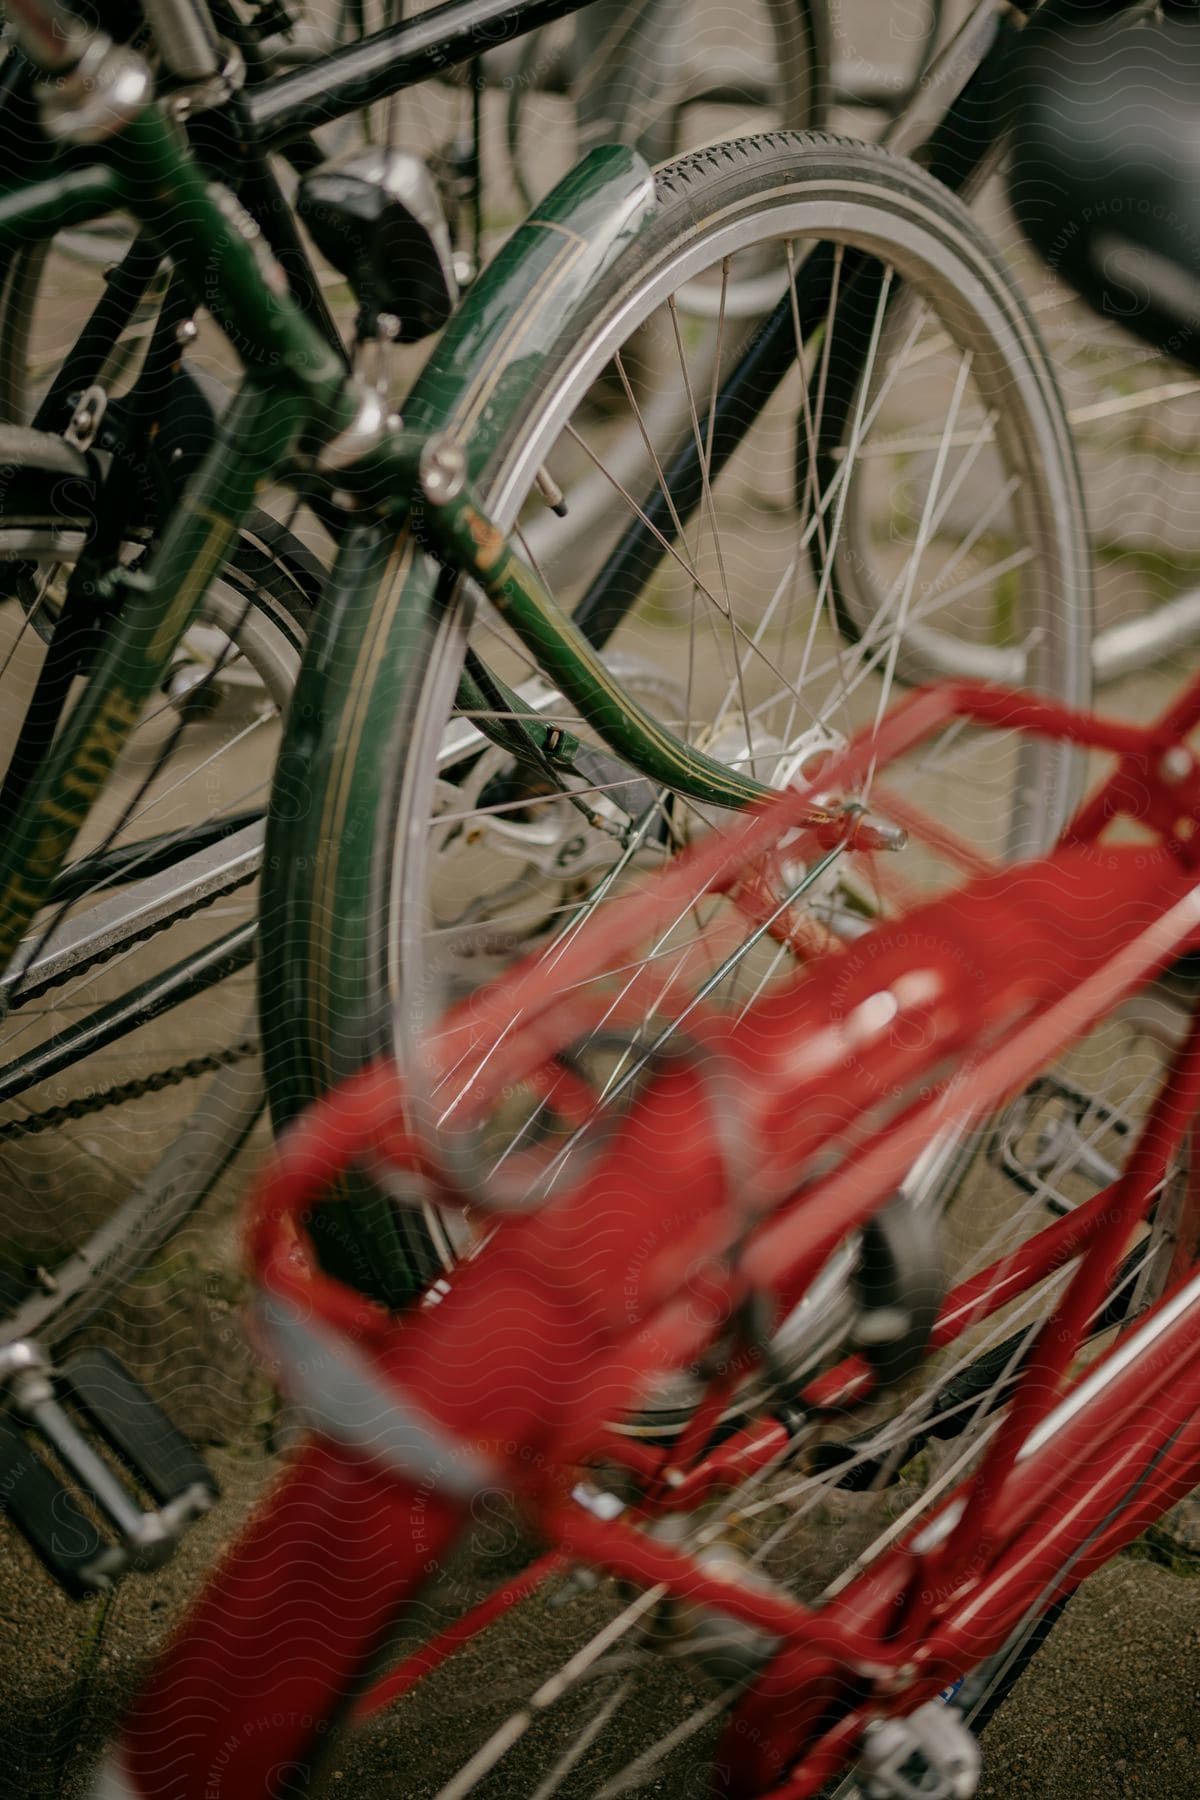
[11,863,258,1008]
[0,1037,260,1138]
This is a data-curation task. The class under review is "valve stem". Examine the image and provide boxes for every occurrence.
[535,466,568,518]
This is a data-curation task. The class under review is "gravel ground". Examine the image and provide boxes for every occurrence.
[1,1428,1197,1799]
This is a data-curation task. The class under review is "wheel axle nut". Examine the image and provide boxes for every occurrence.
[1159,746,1193,785]
[420,435,467,504]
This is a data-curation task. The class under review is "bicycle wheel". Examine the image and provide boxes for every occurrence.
[0,452,316,1349]
[263,132,1091,1302]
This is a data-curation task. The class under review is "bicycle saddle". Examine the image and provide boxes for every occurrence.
[1011,8,1200,372]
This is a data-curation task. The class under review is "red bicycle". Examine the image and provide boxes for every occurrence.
[90,11,1200,1797]
[91,669,1200,1799]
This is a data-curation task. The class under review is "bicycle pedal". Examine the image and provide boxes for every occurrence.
[987,1074,1129,1216]
[0,1342,217,1597]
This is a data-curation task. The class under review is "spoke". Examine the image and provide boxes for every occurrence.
[562,421,727,616]
[690,255,732,743]
[833,395,995,713]
[432,774,659,831]
[535,847,845,1187]
[867,347,975,760]
[1069,377,1200,427]
[480,868,728,1172]
[796,461,1028,730]
[784,237,851,724]
[592,1686,739,1800]
[705,287,935,746]
[794,261,895,750]
[613,350,729,615]
[667,293,756,770]
[561,418,812,712]
[0,569,61,686]
[526,1675,632,1800]
[828,416,995,459]
[430,1585,667,1800]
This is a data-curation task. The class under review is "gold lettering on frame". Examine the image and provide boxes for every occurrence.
[0,876,44,955]
[0,685,144,957]
[60,688,141,801]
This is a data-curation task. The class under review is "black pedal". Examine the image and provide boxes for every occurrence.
[0,1342,217,1597]
[0,1413,109,1598]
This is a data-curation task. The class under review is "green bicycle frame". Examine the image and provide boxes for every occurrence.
[0,73,780,990]
[0,98,348,972]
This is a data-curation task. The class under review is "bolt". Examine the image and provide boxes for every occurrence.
[854,815,908,853]
[0,1339,50,1388]
[879,1660,919,1695]
[1160,746,1193,785]
[175,318,199,345]
[420,435,467,505]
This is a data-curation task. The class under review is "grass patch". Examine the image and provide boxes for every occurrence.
[1122,1520,1200,1579]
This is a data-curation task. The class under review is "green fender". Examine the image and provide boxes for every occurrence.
[260,146,656,1302]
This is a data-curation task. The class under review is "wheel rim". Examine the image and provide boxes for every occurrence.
[391,155,1090,1229]
[0,526,300,1337]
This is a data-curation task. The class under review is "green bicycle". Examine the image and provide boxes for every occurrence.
[0,0,1090,1392]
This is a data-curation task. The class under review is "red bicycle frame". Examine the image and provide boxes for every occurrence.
[98,676,1200,1800]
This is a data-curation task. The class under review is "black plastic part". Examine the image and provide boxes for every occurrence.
[60,1347,218,1507]
[0,1414,106,1598]
[1012,8,1200,372]
[0,1349,218,1597]
[852,1195,943,1390]
[297,164,455,340]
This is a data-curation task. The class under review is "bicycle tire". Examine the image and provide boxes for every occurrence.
[0,469,317,1350]
[262,131,1092,1304]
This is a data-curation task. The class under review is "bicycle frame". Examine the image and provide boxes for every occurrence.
[2,5,880,984]
[97,672,1200,1798]
[0,0,1141,985]
[0,0,819,1032]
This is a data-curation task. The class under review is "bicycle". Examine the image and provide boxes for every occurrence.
[92,643,1200,1790]
[18,0,1200,1397]
[80,15,1200,1784]
[0,0,1101,1378]
[0,0,826,1369]
[0,0,830,425]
